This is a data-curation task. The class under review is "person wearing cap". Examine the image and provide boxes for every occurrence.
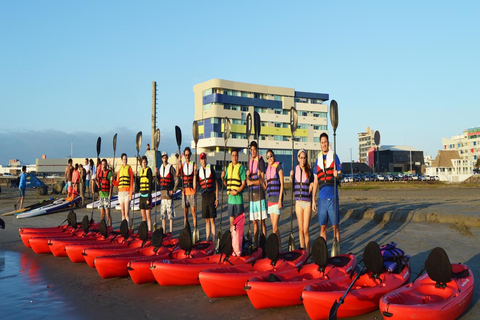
[246,140,267,248]
[290,148,314,253]
[197,152,219,242]
[155,151,178,233]
[176,147,197,230]
[263,149,284,249]
[312,133,342,245]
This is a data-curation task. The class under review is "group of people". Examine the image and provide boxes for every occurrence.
[64,158,99,205]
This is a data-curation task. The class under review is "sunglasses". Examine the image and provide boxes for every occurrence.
[266,155,273,159]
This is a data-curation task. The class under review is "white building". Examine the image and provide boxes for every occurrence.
[442,126,480,174]
[358,126,375,163]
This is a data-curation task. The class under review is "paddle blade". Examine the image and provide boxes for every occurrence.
[0,218,5,229]
[289,107,298,136]
[246,113,252,139]
[193,227,200,244]
[113,133,118,152]
[224,117,231,143]
[152,221,157,230]
[96,137,102,156]
[192,121,199,144]
[154,128,160,150]
[215,230,222,252]
[135,131,142,152]
[374,130,381,146]
[175,125,182,148]
[328,300,340,320]
[329,100,339,131]
[253,111,261,140]
[288,232,295,252]
[331,237,340,257]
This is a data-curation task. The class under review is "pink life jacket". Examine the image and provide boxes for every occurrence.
[231,213,245,256]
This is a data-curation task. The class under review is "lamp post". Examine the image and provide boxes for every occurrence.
[350,148,353,178]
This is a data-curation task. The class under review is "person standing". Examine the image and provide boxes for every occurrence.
[177,147,197,230]
[71,163,80,198]
[97,159,113,226]
[221,149,246,256]
[246,141,267,248]
[89,159,96,198]
[155,151,177,233]
[290,148,314,253]
[64,159,73,198]
[14,166,27,210]
[312,133,342,245]
[78,164,86,207]
[263,150,284,249]
[113,153,134,224]
[139,156,153,231]
[197,152,218,243]
[84,158,91,199]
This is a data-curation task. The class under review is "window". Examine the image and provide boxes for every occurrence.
[203,89,213,96]
[314,137,320,142]
[210,131,219,138]
[254,93,264,99]
[274,95,282,101]
[241,106,248,112]
[232,119,242,125]
[275,123,282,128]
[274,110,282,114]
[241,92,249,97]
[203,103,212,111]
[295,98,308,103]
[211,118,219,124]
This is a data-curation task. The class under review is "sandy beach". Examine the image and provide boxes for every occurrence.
[1,183,479,320]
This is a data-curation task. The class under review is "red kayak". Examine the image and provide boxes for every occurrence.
[302,241,411,320]
[152,231,263,286]
[379,248,474,320]
[245,237,356,309]
[199,234,309,298]
[18,210,78,235]
[94,231,177,279]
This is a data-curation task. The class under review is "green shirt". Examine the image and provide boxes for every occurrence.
[99,171,113,199]
[224,163,246,205]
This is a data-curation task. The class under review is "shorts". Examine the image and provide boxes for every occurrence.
[318,198,339,226]
[202,192,217,219]
[98,197,110,210]
[65,181,72,192]
[249,199,267,220]
[296,200,311,210]
[19,188,26,198]
[267,202,281,215]
[79,183,85,197]
[85,180,90,188]
[182,194,196,209]
[118,191,130,204]
[139,196,152,210]
[228,203,244,218]
[161,199,175,219]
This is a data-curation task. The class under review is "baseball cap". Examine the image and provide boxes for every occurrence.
[161,151,168,157]
[199,152,206,160]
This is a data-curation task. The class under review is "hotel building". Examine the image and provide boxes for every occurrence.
[358,126,375,163]
[192,79,329,176]
[441,126,480,174]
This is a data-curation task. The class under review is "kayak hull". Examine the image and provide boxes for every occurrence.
[302,265,411,320]
[245,253,356,309]
[28,231,88,254]
[83,239,148,267]
[379,264,474,320]
[199,249,308,298]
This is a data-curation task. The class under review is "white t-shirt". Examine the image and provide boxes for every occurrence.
[84,164,91,181]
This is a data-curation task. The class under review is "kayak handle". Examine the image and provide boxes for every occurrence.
[244,286,251,290]
[382,311,393,318]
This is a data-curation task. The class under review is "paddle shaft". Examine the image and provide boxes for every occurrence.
[290,134,294,232]
[328,266,365,320]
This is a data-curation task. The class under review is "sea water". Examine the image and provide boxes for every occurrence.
[0,250,79,320]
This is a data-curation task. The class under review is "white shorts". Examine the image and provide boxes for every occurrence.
[249,200,267,221]
[118,191,130,204]
[161,199,175,219]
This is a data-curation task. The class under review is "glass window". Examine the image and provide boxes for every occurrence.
[212,118,219,124]
[274,109,282,114]
[275,123,282,128]
[241,92,249,97]
[210,131,218,138]
[203,103,212,111]
[232,119,242,125]
[241,106,248,112]
[203,89,213,96]
[314,137,320,142]
[274,95,282,101]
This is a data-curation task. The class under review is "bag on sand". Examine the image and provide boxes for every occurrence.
[231,213,245,256]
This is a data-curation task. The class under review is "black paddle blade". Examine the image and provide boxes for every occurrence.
[253,111,261,140]
[328,300,340,320]
[175,125,182,147]
[374,130,381,146]
[136,131,142,152]
[96,137,101,156]
[246,113,252,139]
[329,100,339,131]
[0,218,5,229]
[113,133,117,152]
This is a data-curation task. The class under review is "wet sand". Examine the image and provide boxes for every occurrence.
[1,184,479,319]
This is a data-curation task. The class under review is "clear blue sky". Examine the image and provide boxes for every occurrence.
[1,1,478,165]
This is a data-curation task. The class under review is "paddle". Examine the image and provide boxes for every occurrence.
[245,113,253,250]
[253,111,262,246]
[131,131,142,230]
[288,107,298,252]
[153,128,160,230]
[216,117,231,252]
[175,125,183,230]
[328,265,366,320]
[192,121,200,243]
[329,100,340,257]
[91,137,101,223]
[112,133,118,174]
[0,218,5,229]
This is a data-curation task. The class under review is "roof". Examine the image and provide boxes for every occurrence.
[431,150,461,168]
[379,145,420,152]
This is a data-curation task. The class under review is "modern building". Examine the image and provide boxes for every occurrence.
[441,126,480,174]
[358,127,375,163]
[192,79,329,177]
[367,145,424,173]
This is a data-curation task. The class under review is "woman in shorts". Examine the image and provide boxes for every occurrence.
[264,149,284,249]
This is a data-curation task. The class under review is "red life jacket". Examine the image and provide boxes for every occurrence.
[316,151,335,185]
[198,164,215,194]
[159,163,173,190]
[98,169,111,193]
[182,161,195,188]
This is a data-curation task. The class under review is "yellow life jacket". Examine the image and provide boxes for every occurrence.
[139,167,151,193]
[118,165,131,189]
[227,163,242,195]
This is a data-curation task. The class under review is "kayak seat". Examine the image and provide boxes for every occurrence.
[311,237,328,272]
[267,273,282,282]
[138,221,149,243]
[120,220,129,240]
[67,210,77,229]
[327,255,351,268]
[280,251,302,262]
[265,234,280,265]
[179,222,193,253]
[363,242,384,280]
[425,247,451,288]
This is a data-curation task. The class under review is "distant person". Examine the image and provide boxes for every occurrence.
[246,141,267,248]
[139,156,153,231]
[313,133,342,246]
[97,159,113,227]
[89,159,96,197]
[94,158,101,196]
[155,151,178,233]
[84,158,91,199]
[65,159,73,198]
[177,147,197,230]
[290,148,314,253]
[113,153,134,225]
[146,143,151,151]
[197,152,218,242]
[71,163,80,197]
[263,150,284,249]
[14,166,27,210]
[79,164,86,206]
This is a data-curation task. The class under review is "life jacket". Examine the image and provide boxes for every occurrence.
[294,165,311,201]
[248,155,263,192]
[198,164,215,193]
[99,169,111,193]
[182,161,195,188]
[139,167,152,194]
[159,163,173,191]
[118,165,132,189]
[316,150,335,185]
[266,162,281,198]
[227,163,242,195]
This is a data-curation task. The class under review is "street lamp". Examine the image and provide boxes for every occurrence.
[350,148,353,178]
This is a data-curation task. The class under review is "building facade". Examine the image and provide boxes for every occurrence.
[442,126,480,174]
[358,126,375,163]
[368,145,424,173]
[192,79,329,176]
